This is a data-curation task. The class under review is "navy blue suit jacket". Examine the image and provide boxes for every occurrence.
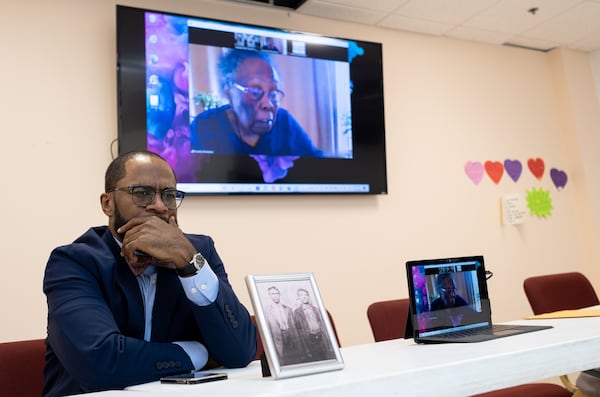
[43,226,256,396]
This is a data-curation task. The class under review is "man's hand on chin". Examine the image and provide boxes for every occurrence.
[118,215,194,276]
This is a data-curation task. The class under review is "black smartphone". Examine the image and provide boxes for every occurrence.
[160,371,228,384]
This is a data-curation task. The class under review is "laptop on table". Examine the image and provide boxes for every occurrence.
[405,255,552,343]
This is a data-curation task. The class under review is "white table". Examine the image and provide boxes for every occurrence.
[81,315,600,396]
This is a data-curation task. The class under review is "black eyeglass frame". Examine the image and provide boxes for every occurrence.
[109,185,185,209]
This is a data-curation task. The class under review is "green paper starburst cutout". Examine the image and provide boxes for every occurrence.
[526,187,553,218]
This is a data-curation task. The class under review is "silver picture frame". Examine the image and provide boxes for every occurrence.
[245,273,344,379]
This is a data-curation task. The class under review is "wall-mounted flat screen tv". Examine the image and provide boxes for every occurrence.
[116,5,387,195]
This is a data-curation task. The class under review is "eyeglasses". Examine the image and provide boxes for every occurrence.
[440,288,457,294]
[232,82,285,103]
[109,185,185,209]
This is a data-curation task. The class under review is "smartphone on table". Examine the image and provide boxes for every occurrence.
[160,371,228,384]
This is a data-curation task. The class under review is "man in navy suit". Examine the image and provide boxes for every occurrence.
[43,151,256,396]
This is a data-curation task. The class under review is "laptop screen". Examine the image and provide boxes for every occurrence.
[406,256,492,337]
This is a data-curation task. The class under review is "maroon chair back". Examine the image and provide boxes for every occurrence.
[251,309,341,361]
[366,299,410,342]
[325,310,341,347]
[0,339,46,397]
[524,272,599,315]
[250,315,265,361]
[473,383,572,397]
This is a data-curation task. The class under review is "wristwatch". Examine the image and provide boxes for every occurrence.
[176,252,205,277]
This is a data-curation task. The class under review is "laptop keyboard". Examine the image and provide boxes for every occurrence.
[435,324,518,339]
[436,327,486,339]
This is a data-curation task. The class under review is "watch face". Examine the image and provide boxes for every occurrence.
[195,253,206,267]
[177,254,205,277]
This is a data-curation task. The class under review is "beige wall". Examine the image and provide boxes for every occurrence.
[2,0,600,348]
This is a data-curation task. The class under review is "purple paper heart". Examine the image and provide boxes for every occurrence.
[550,168,568,190]
[504,159,522,182]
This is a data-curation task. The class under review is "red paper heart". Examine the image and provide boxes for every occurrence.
[484,161,503,184]
[527,158,545,180]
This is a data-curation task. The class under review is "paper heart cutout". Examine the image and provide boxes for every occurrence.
[484,161,503,184]
[464,161,484,185]
[504,159,522,182]
[550,168,568,190]
[527,158,545,180]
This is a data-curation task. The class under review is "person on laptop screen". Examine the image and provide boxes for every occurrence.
[431,273,470,310]
[430,272,476,327]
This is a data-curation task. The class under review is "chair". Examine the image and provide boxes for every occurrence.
[250,315,265,361]
[524,271,600,397]
[366,299,410,342]
[0,338,46,397]
[251,309,341,361]
[366,299,572,397]
[473,384,574,397]
[524,272,599,315]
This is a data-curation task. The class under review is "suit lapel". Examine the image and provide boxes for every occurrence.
[101,229,146,339]
[115,260,146,339]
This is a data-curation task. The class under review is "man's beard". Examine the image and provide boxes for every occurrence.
[113,203,127,242]
[113,204,153,274]
[113,204,174,240]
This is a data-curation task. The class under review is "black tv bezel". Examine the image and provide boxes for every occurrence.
[116,5,387,195]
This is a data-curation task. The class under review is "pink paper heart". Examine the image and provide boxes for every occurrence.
[465,161,484,185]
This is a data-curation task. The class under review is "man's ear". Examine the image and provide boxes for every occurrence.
[100,193,113,216]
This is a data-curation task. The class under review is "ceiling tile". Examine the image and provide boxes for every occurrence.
[303,0,408,13]
[392,0,498,24]
[570,35,600,52]
[503,36,560,52]
[378,13,454,36]
[445,26,511,46]
[299,1,387,25]
[524,1,600,44]
[240,0,600,52]
[463,0,582,34]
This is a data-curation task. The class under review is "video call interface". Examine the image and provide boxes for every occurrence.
[185,22,353,158]
[411,261,485,335]
[141,10,373,193]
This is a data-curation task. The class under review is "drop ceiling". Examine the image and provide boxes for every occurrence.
[229,0,600,52]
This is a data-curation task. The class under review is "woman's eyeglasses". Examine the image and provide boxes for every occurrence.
[232,82,285,103]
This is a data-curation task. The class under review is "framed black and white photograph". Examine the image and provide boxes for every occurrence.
[245,273,344,379]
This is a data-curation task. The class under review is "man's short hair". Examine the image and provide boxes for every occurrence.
[436,273,455,289]
[105,151,174,193]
